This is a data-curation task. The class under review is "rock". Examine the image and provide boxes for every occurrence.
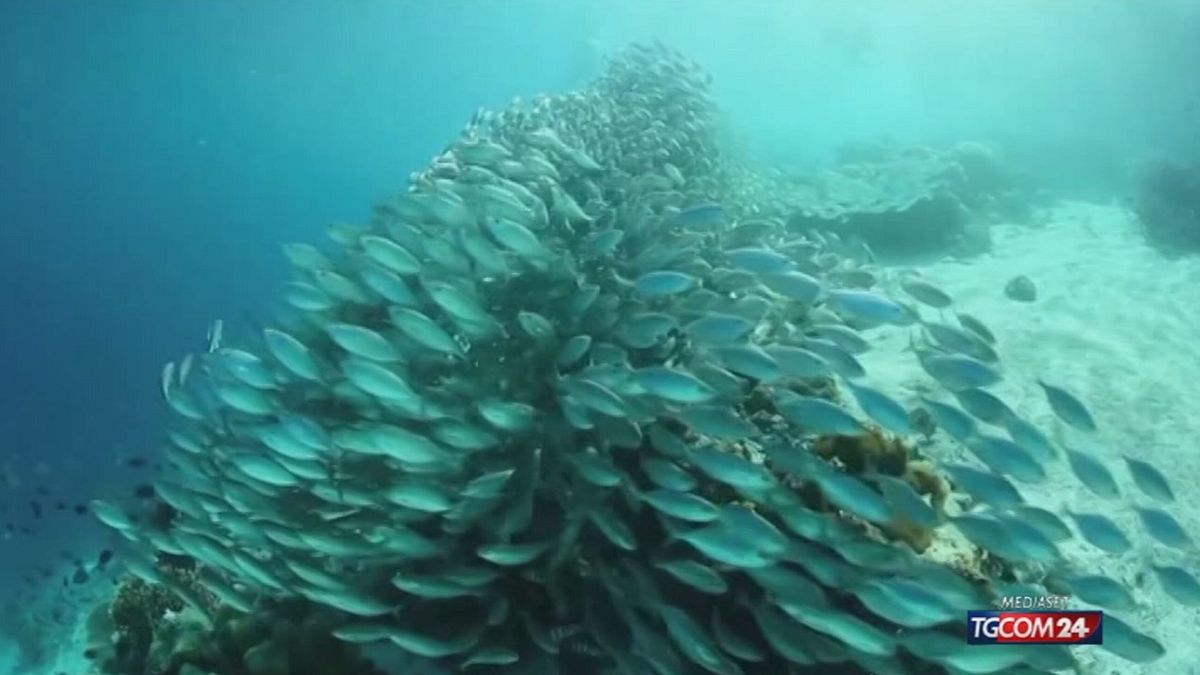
[1004,275,1037,302]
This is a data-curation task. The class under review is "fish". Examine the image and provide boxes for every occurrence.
[813,469,892,525]
[685,313,755,344]
[360,235,421,275]
[1100,613,1165,664]
[824,289,911,326]
[1063,574,1134,609]
[776,395,863,436]
[686,448,775,493]
[641,490,720,523]
[1135,506,1192,549]
[263,328,322,381]
[1150,565,1200,605]
[919,398,978,443]
[670,204,725,228]
[327,323,402,362]
[726,247,793,274]
[633,367,718,404]
[955,312,996,345]
[801,338,866,379]
[763,345,832,379]
[713,344,781,382]
[1064,448,1120,499]
[635,270,697,297]
[845,382,913,435]
[1068,511,1132,554]
[942,464,1023,507]
[1123,456,1174,502]
[900,276,953,309]
[759,271,822,303]
[920,353,1001,391]
[953,388,1014,425]
[965,434,1045,483]
[1037,380,1097,432]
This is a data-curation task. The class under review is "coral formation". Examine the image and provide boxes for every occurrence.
[1135,160,1200,253]
[89,572,385,675]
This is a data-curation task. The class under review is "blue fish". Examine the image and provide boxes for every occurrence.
[966,435,1045,483]
[814,469,892,525]
[687,448,776,492]
[760,271,822,303]
[1069,511,1132,554]
[1123,456,1174,502]
[676,406,757,441]
[802,338,866,379]
[846,382,913,435]
[874,475,937,527]
[825,289,912,326]
[921,353,1002,391]
[1099,613,1165,664]
[725,247,793,274]
[1151,565,1200,606]
[1011,505,1072,542]
[1135,506,1192,549]
[776,395,863,436]
[1063,574,1134,609]
[942,463,1023,507]
[1038,380,1097,432]
[684,313,755,344]
[763,344,831,379]
[1003,416,1057,463]
[919,398,978,443]
[1064,448,1120,499]
[635,270,697,298]
[953,388,1014,425]
[670,203,725,228]
[713,344,781,382]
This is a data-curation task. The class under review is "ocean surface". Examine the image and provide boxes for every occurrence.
[2,2,1198,674]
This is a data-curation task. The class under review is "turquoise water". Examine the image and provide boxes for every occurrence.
[2,2,1198,674]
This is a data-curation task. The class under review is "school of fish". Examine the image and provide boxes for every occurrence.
[90,43,1195,674]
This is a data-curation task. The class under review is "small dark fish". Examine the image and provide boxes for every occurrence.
[73,504,88,515]
[54,501,66,511]
[133,483,156,499]
[125,456,149,468]
[98,549,113,567]
[72,568,89,585]
[30,501,43,519]
[1003,275,1037,302]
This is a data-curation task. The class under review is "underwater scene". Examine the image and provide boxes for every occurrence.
[2,2,1200,674]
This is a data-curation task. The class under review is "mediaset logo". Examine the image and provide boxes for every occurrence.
[966,611,1103,645]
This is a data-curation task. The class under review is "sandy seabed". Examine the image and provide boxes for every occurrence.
[3,201,1198,675]
[862,201,1200,675]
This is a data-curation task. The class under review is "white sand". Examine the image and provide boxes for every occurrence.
[862,201,1200,674]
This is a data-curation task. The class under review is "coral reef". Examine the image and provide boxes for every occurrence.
[89,571,384,675]
[1135,160,1200,253]
[733,141,1033,258]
